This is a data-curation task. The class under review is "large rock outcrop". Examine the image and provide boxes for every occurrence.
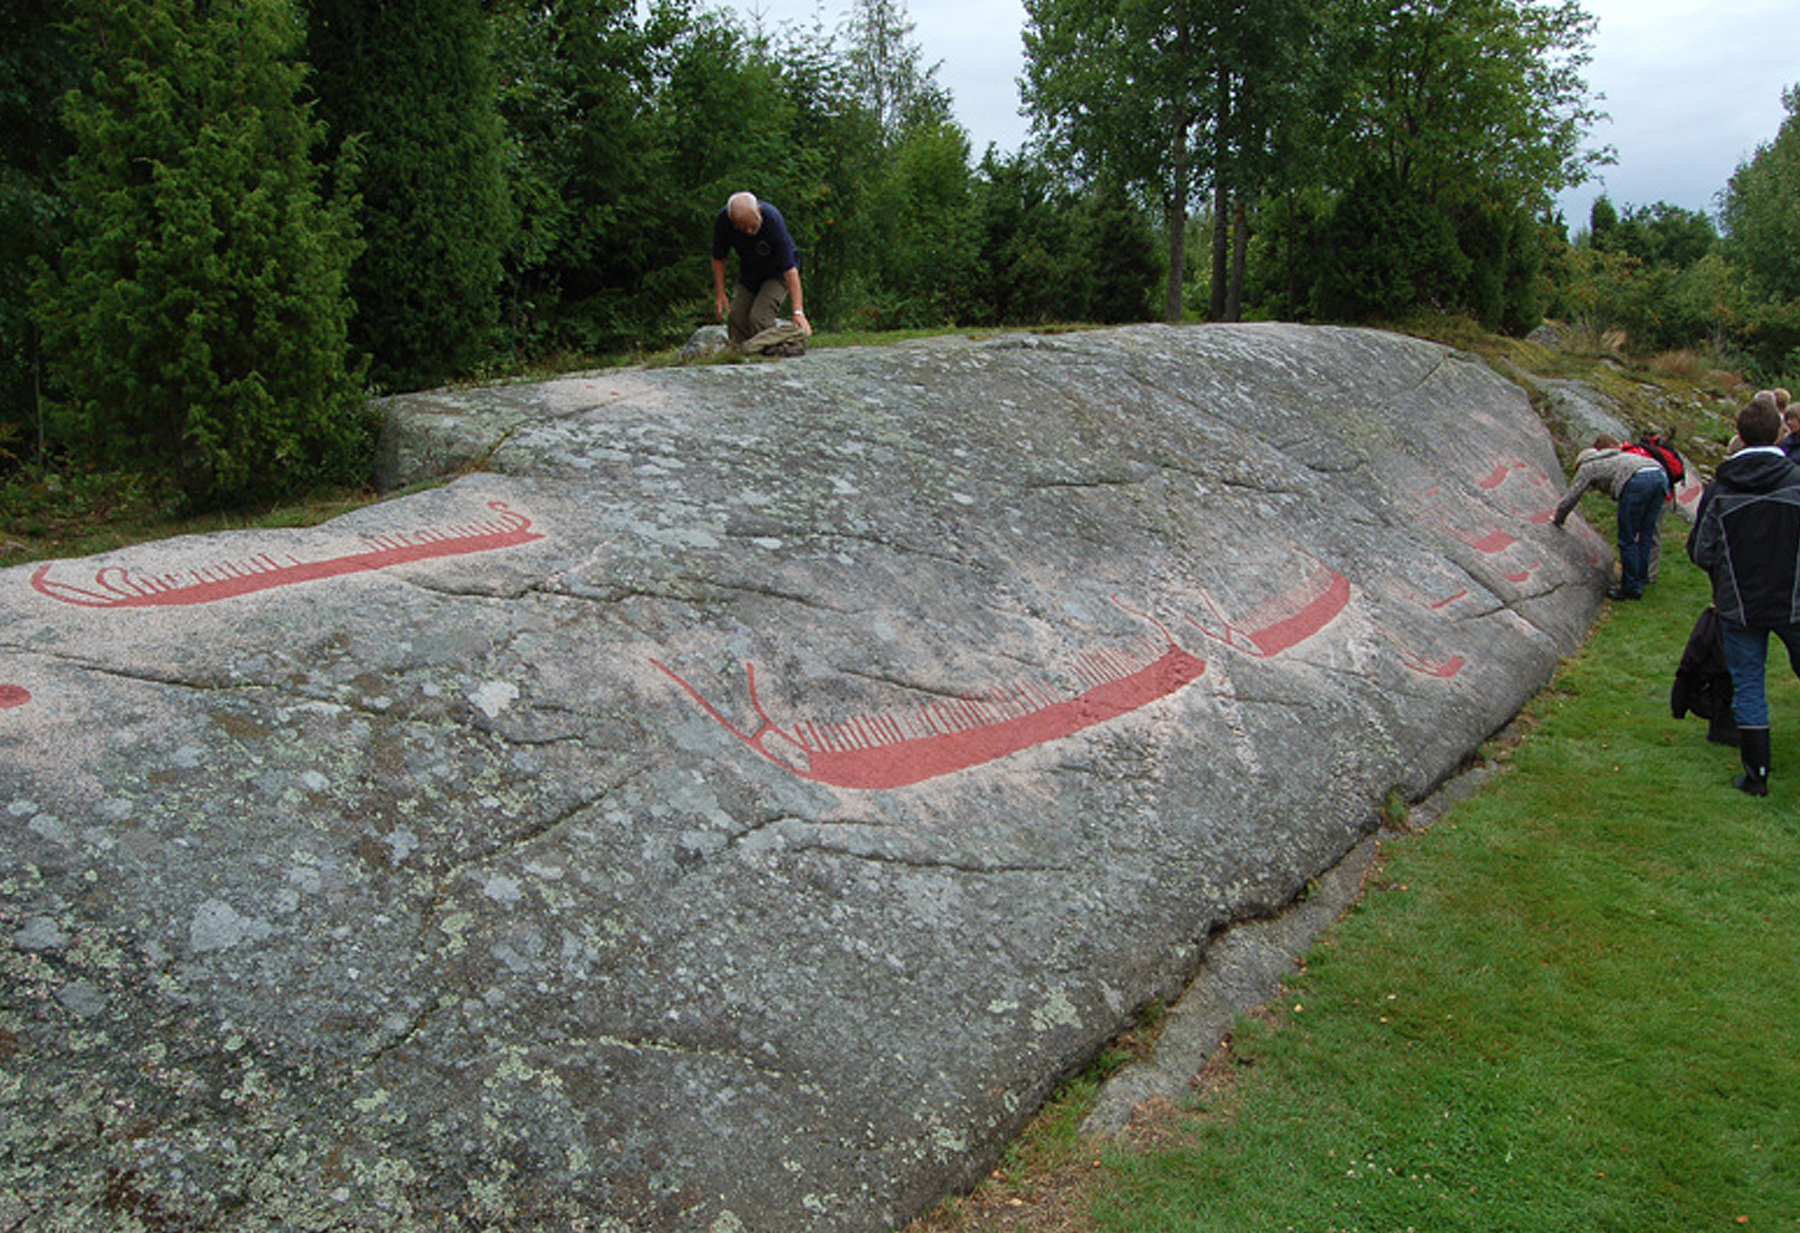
[1,323,1606,1232]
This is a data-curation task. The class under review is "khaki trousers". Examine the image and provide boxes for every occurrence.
[728,279,805,353]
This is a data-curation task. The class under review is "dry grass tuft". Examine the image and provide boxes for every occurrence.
[904,1158,1106,1233]
[1646,348,1708,381]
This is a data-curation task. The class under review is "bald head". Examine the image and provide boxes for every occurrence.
[726,192,762,233]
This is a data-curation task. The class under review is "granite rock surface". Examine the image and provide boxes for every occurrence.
[1,323,1607,1232]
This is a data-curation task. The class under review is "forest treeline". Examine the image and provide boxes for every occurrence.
[1,0,1797,507]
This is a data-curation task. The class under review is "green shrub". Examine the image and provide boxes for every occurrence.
[33,0,371,507]
[1313,173,1470,321]
[308,0,513,392]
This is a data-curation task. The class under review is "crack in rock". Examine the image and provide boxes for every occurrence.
[0,324,1606,1233]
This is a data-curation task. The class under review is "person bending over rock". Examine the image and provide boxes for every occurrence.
[710,191,811,355]
[1687,393,1800,796]
[1551,433,1669,600]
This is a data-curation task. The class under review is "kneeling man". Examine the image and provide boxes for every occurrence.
[710,191,811,354]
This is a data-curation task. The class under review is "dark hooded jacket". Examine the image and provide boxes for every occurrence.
[1687,447,1800,626]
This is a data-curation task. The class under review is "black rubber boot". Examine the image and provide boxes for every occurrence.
[1734,727,1771,796]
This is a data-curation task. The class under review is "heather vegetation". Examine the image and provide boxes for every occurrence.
[0,0,1796,516]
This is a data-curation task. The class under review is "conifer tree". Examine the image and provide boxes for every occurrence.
[841,0,951,146]
[1,0,79,464]
[34,0,370,505]
[306,0,513,392]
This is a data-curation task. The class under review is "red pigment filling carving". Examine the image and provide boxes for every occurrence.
[1189,554,1352,658]
[1490,460,1562,524]
[1466,527,1518,554]
[1429,457,1572,545]
[652,599,1206,790]
[1480,456,1557,501]
[0,684,30,708]
[1419,487,1521,555]
[30,502,543,609]
[1397,646,1467,679]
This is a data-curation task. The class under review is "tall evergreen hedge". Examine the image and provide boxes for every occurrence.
[307,0,513,392]
[33,0,370,506]
[1,0,79,467]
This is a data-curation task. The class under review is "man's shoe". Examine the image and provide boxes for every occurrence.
[1605,586,1638,601]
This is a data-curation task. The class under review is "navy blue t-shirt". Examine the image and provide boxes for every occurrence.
[712,200,798,290]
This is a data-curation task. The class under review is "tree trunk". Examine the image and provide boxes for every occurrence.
[1164,117,1188,324]
[32,320,45,462]
[1208,59,1233,321]
[1209,178,1228,321]
[1226,198,1249,321]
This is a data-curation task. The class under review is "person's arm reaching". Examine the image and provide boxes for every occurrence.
[785,266,809,336]
[712,258,730,321]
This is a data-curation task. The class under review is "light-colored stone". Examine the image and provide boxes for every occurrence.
[680,323,730,360]
[0,323,1605,1233]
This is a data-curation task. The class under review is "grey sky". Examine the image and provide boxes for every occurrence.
[1558,0,1793,225]
[738,0,1795,226]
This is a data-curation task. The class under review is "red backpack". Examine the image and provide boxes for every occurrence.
[1623,433,1685,489]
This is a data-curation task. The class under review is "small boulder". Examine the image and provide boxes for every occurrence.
[678,324,730,360]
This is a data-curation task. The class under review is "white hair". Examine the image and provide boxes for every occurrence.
[726,192,761,226]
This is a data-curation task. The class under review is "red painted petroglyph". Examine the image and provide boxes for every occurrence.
[1480,458,1563,525]
[0,684,30,708]
[1371,578,1471,678]
[1373,563,1476,616]
[1479,456,1558,497]
[1417,484,1555,590]
[1444,518,1517,554]
[30,502,543,609]
[1419,487,1519,555]
[653,599,1206,789]
[1189,553,1352,658]
[1418,586,1470,611]
[1396,645,1468,680]
[1468,527,1518,553]
[1418,476,1557,554]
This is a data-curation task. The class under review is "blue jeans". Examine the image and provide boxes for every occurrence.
[1721,617,1800,728]
[1615,468,1668,597]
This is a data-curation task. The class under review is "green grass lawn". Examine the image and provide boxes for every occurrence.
[923,506,1800,1232]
